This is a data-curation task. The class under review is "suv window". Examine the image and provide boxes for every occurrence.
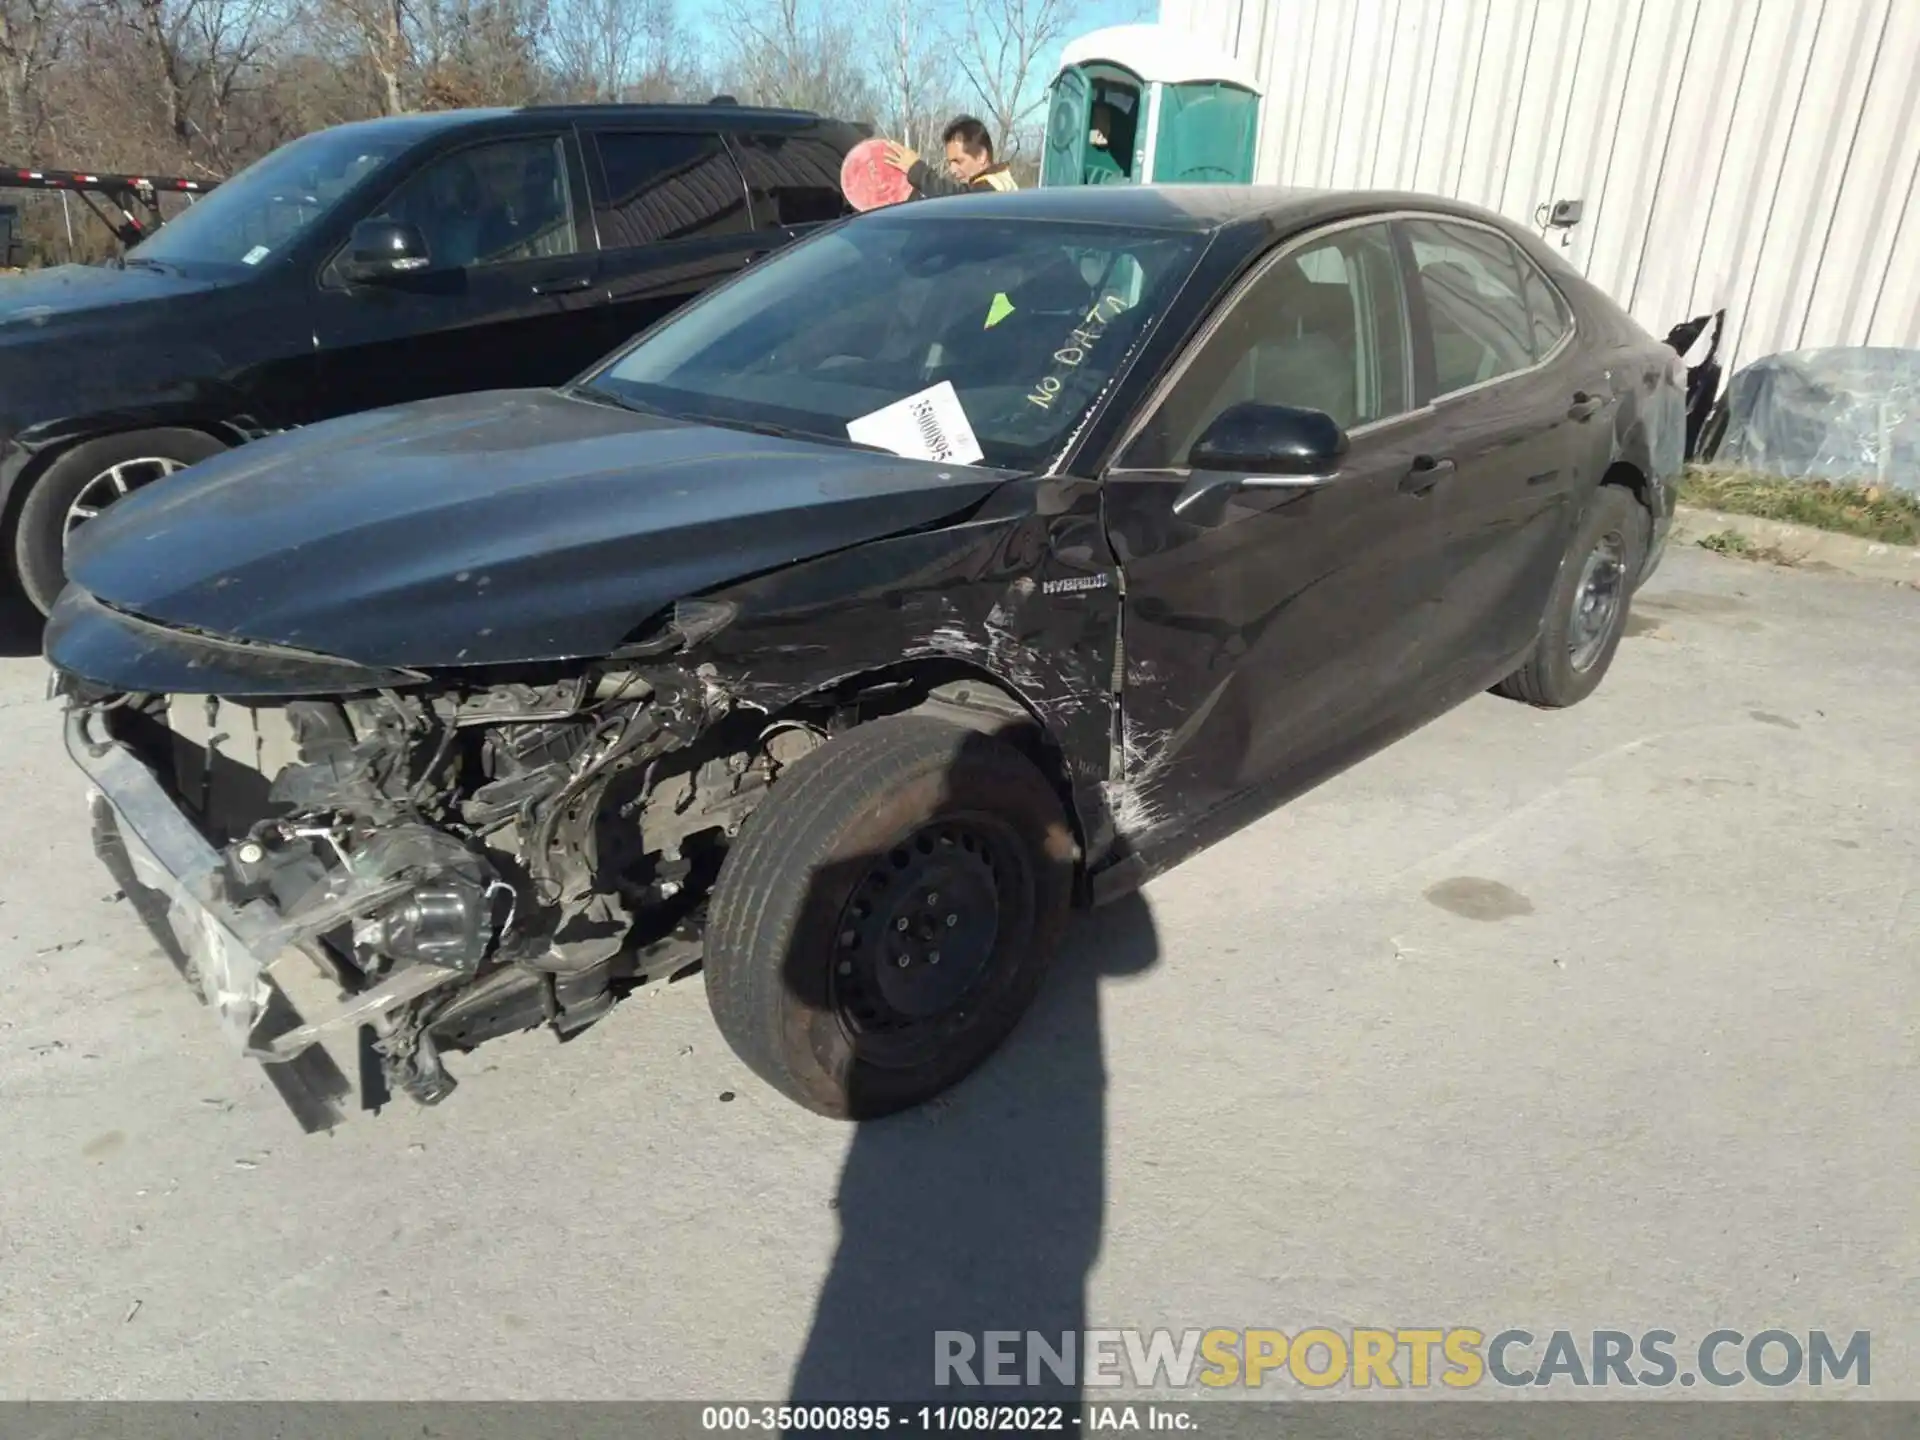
[729,132,852,227]
[1123,221,1413,469]
[365,136,580,271]
[1402,217,1534,396]
[590,131,751,248]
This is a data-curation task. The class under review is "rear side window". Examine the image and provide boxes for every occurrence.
[1402,217,1534,396]
[1520,256,1572,358]
[729,132,852,227]
[589,131,751,248]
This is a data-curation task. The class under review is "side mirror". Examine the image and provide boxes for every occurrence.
[1173,402,1349,525]
[1190,401,1348,475]
[340,219,431,284]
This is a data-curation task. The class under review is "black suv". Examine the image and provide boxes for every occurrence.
[0,103,866,612]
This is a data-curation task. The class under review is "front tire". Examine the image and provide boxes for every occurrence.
[704,715,1076,1119]
[1495,483,1649,708]
[13,428,226,614]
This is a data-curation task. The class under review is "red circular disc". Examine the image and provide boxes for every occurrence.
[842,137,914,212]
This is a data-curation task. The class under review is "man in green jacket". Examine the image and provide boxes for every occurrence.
[884,116,1019,199]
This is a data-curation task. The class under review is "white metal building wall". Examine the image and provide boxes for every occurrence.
[1154,0,1920,378]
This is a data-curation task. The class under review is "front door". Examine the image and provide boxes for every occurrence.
[1102,219,1449,846]
[311,131,603,419]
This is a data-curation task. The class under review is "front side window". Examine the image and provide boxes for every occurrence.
[1403,216,1534,395]
[591,131,750,248]
[584,213,1203,471]
[364,136,579,271]
[1123,221,1412,469]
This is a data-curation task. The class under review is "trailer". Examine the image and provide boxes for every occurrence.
[0,166,218,250]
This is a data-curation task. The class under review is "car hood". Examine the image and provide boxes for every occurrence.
[61,387,1013,669]
[0,260,220,334]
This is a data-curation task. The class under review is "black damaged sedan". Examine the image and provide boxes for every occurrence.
[47,186,1685,1128]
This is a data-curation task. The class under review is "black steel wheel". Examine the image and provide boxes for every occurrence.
[704,714,1076,1119]
[1495,482,1649,708]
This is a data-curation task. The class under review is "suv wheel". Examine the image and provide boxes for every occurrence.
[703,715,1076,1119]
[13,428,225,614]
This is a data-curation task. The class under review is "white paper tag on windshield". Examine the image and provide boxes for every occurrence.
[241,245,270,265]
[846,381,984,466]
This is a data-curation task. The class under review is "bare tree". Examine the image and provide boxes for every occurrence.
[0,0,71,155]
[414,0,550,107]
[310,0,413,113]
[548,0,675,101]
[717,0,872,119]
[866,0,955,149]
[119,0,283,171]
[955,0,1074,159]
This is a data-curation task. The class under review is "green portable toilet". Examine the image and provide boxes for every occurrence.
[1040,23,1262,189]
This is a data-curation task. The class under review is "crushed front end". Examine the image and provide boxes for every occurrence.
[53,591,809,1130]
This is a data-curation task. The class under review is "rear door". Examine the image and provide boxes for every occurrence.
[579,125,763,359]
[311,129,601,416]
[1396,214,1607,680]
[1102,219,1451,843]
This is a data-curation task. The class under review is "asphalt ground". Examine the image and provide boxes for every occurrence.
[1,544,1914,1401]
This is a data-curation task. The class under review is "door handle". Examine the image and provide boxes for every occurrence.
[1568,391,1608,421]
[1400,454,1455,494]
[532,273,592,295]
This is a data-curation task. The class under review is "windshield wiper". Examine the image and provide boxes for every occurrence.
[683,412,893,455]
[566,382,669,416]
[568,387,895,457]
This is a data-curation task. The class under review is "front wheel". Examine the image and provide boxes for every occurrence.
[12,428,226,614]
[703,715,1077,1119]
[1495,483,1649,708]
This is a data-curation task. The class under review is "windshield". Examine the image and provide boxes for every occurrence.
[586,213,1204,471]
[129,125,416,271]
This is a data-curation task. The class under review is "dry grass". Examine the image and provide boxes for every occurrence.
[1694,529,1805,567]
[1681,466,1920,546]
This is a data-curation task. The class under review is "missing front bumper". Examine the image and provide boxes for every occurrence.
[67,708,457,1132]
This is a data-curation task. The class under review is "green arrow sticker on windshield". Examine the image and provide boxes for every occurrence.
[985,292,1015,329]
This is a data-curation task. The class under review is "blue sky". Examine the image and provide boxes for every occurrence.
[682,0,1155,128]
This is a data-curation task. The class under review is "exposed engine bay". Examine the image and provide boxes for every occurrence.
[79,650,891,1122]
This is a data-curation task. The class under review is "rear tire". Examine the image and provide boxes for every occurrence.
[1495,483,1649,708]
[13,427,226,614]
[703,715,1076,1119]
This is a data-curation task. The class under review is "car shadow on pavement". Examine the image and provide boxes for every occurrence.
[785,888,1161,1409]
[0,595,42,659]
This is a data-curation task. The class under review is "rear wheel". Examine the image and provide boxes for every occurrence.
[1495,483,1649,708]
[703,714,1076,1119]
[13,427,226,613]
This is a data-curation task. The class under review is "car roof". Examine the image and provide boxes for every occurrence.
[898,183,1527,240]
[308,103,850,144]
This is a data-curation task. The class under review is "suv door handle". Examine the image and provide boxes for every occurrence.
[532,273,592,295]
[1401,454,1455,494]
[1568,391,1607,421]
